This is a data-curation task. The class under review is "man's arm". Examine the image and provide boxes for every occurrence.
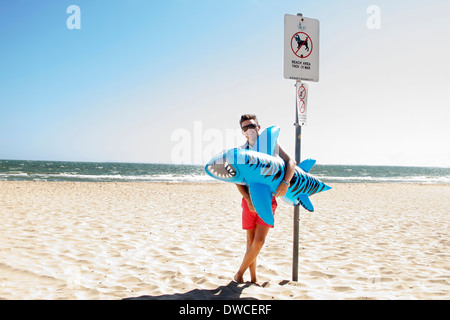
[275,143,296,197]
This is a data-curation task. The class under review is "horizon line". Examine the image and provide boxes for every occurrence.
[1,158,449,169]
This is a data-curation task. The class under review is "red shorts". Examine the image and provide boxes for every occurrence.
[241,197,277,230]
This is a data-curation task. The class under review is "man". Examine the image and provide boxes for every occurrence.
[234,114,296,285]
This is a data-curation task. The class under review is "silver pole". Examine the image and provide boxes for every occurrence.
[293,81,302,282]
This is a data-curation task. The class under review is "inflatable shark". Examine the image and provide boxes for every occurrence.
[205,126,331,226]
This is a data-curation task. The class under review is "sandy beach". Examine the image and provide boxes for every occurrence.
[0,181,448,300]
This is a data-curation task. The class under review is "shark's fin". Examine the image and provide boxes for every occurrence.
[297,194,314,212]
[248,183,274,226]
[252,126,280,156]
[298,159,316,173]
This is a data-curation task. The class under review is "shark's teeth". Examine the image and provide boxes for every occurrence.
[207,161,236,179]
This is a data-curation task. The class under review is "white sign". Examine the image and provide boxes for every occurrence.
[296,81,308,125]
[284,14,319,82]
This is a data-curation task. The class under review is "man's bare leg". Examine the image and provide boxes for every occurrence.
[247,229,258,284]
[234,224,270,284]
[234,229,255,284]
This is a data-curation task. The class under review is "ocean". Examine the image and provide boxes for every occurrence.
[1,159,449,184]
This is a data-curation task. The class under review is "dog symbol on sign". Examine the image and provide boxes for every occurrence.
[291,32,313,59]
[294,34,309,52]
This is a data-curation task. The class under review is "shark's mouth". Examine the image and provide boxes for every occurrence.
[206,160,236,179]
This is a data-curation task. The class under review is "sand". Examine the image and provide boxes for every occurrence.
[0,181,448,300]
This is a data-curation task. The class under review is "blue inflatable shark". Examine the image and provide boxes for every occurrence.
[205,126,331,226]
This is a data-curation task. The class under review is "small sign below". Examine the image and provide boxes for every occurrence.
[296,81,308,126]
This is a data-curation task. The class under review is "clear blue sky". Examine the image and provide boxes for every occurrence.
[1,0,449,167]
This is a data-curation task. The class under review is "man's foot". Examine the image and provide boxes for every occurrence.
[250,279,261,286]
[234,273,244,284]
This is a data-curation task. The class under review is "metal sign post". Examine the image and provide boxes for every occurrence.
[284,13,319,282]
[292,82,302,282]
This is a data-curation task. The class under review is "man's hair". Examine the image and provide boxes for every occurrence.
[239,114,258,127]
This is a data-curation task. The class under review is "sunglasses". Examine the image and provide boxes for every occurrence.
[241,123,258,132]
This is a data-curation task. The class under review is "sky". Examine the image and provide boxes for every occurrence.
[0,0,449,167]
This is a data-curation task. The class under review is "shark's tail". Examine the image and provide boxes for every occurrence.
[281,159,332,212]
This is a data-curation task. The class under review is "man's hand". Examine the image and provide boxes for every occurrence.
[275,181,289,197]
[237,185,257,212]
[246,197,256,212]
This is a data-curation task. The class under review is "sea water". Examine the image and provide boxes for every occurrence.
[1,159,449,184]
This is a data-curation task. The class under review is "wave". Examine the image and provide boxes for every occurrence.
[316,175,450,184]
[1,172,449,183]
[0,172,217,183]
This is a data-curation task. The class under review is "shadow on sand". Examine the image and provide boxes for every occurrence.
[123,281,259,300]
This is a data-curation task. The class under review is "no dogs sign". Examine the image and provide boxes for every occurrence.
[284,14,319,82]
